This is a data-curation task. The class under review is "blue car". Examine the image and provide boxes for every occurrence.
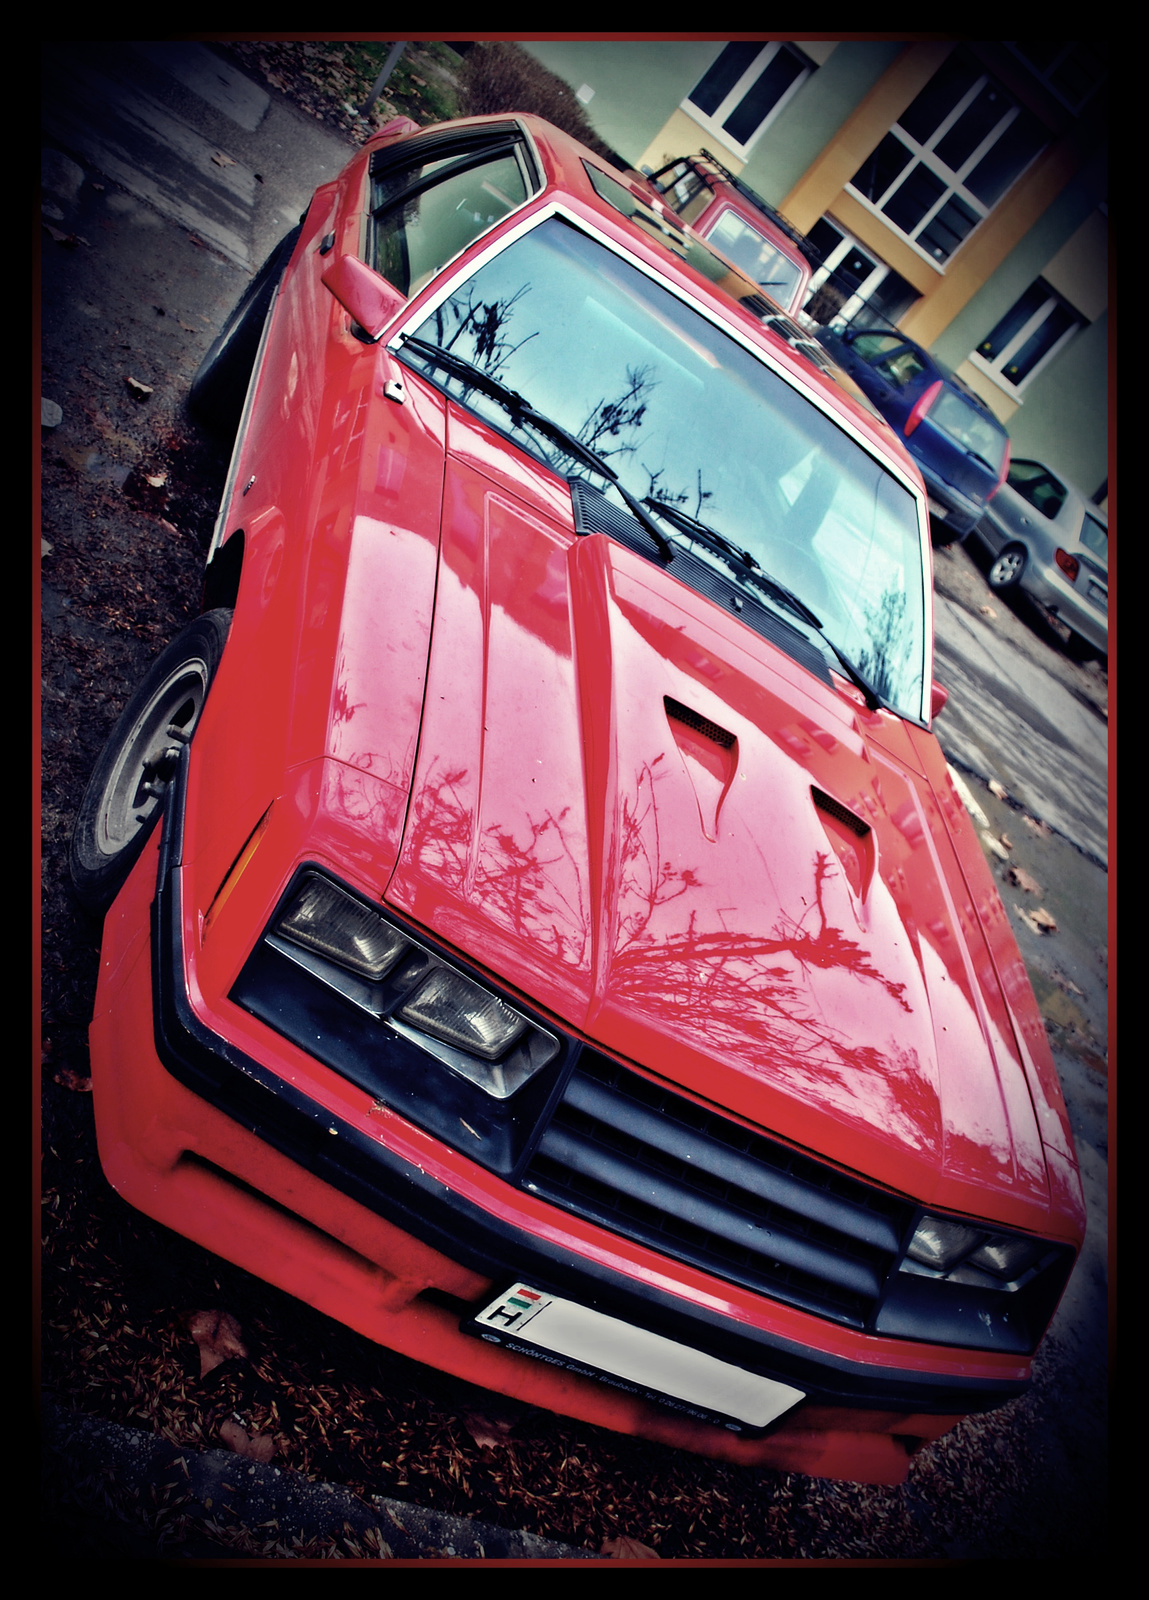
[818,328,1009,543]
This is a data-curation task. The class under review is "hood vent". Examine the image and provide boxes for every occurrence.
[812,787,874,899]
[665,697,735,749]
[812,787,869,837]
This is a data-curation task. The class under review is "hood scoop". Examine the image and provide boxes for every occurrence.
[812,786,874,899]
[665,696,737,842]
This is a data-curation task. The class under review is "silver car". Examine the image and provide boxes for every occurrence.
[973,459,1108,657]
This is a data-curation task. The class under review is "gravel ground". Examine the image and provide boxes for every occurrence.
[40,41,1108,1562]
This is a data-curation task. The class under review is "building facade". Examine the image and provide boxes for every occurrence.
[524,40,1108,500]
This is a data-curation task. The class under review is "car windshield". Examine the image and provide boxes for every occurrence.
[399,216,927,718]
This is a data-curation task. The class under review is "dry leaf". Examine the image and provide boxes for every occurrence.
[158,518,180,537]
[463,1411,514,1450]
[1007,865,1042,895]
[1000,833,1013,850]
[125,376,153,400]
[978,604,997,618]
[53,1068,92,1092]
[602,1535,660,1559]
[980,831,1010,861]
[219,1418,276,1461]
[1031,907,1057,932]
[185,1309,248,1376]
[145,471,167,488]
[211,150,237,167]
[988,779,1008,801]
[1023,814,1052,837]
[1056,972,1085,996]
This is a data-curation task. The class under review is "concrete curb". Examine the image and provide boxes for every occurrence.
[42,1399,602,1561]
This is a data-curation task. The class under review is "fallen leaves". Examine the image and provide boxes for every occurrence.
[1023,814,1052,838]
[211,150,237,167]
[988,779,1009,802]
[980,831,1011,861]
[185,1310,248,1377]
[1007,865,1043,895]
[125,376,154,401]
[463,1411,515,1451]
[1015,904,1058,935]
[978,604,997,618]
[53,1067,93,1093]
[602,1535,660,1558]
[219,1417,278,1462]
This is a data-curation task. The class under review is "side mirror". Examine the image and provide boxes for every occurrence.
[321,254,406,341]
[930,680,949,720]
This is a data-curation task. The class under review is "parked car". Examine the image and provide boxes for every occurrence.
[71,113,1083,1487]
[971,459,1108,658]
[646,152,812,316]
[818,327,1011,544]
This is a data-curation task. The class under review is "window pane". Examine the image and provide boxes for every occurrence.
[690,42,761,115]
[705,211,803,303]
[898,49,981,144]
[881,164,945,233]
[929,391,1008,472]
[916,193,978,261]
[851,133,913,204]
[935,83,1013,172]
[374,156,527,294]
[965,109,1045,206]
[1008,462,1068,517]
[978,282,1050,360]
[1002,302,1076,383]
[874,348,928,388]
[1079,515,1107,557]
[723,48,804,146]
[851,333,906,360]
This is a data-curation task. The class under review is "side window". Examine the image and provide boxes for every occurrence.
[850,333,906,362]
[1008,460,1068,518]
[873,348,928,388]
[370,133,534,296]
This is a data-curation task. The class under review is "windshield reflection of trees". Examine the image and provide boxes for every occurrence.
[421,275,915,712]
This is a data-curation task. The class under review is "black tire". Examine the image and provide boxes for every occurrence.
[987,544,1027,591]
[188,225,301,438]
[70,611,233,914]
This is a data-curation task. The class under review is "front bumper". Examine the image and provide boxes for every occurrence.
[88,766,1035,1485]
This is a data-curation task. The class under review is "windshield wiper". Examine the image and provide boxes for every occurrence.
[398,336,673,560]
[643,498,885,710]
[642,498,822,627]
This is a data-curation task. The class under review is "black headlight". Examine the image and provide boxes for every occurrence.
[231,869,565,1173]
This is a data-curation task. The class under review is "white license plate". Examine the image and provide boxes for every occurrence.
[465,1283,804,1433]
[1088,582,1107,610]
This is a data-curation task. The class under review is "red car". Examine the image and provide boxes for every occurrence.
[72,114,1083,1487]
[646,151,813,316]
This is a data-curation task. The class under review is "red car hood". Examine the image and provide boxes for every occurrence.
[363,426,1051,1222]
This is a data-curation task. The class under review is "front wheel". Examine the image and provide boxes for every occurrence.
[70,611,232,914]
[988,544,1027,590]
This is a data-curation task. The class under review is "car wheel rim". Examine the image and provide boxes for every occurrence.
[95,659,210,855]
[990,550,1024,586]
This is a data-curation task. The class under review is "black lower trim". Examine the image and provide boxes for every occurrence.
[149,765,1027,1419]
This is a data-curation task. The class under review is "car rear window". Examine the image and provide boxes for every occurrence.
[1080,514,1107,559]
[929,388,1008,473]
[703,209,804,306]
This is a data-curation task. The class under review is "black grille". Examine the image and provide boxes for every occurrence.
[523,1052,912,1328]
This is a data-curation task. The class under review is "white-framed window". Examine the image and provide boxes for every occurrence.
[683,42,814,160]
[800,216,919,331]
[970,277,1085,392]
[847,47,1047,266]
